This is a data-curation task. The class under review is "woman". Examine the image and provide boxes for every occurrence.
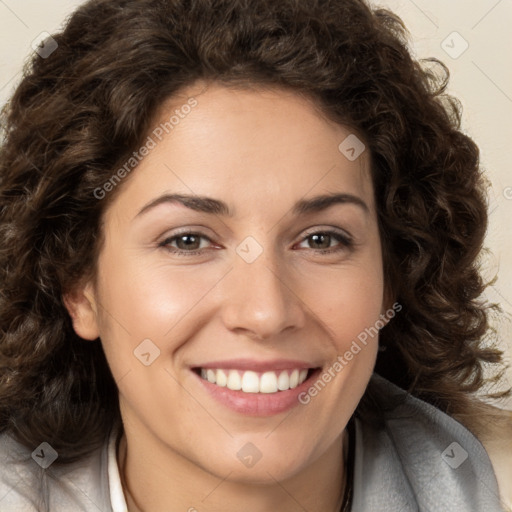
[0,0,510,510]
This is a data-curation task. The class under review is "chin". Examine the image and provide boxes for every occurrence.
[196,445,312,485]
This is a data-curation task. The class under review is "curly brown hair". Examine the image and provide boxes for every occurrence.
[0,0,509,463]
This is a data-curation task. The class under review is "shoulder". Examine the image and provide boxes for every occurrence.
[352,373,506,512]
[477,404,512,511]
[0,428,113,512]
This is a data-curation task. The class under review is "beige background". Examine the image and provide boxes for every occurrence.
[0,0,511,408]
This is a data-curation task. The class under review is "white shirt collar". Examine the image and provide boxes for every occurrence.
[107,424,129,512]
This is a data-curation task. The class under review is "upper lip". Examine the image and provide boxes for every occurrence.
[192,358,319,372]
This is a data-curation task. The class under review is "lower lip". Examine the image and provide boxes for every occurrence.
[192,368,321,416]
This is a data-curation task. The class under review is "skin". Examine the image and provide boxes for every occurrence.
[65,82,388,512]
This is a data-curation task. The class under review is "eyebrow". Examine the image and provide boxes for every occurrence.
[135,192,369,219]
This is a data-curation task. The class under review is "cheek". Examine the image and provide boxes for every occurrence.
[304,270,383,406]
[303,260,385,348]
[333,274,383,344]
[93,248,232,362]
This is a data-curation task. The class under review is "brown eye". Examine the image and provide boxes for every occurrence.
[174,234,202,251]
[308,233,332,249]
[159,232,213,255]
[297,230,353,254]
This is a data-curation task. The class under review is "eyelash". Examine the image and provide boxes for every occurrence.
[158,229,354,256]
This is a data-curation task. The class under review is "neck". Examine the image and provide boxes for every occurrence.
[117,426,349,512]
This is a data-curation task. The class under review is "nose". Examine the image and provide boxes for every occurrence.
[219,245,306,341]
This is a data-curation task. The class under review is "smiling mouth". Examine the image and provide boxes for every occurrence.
[193,367,317,394]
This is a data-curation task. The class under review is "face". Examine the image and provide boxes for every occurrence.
[67,82,386,484]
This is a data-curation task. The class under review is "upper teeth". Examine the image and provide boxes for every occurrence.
[200,368,309,393]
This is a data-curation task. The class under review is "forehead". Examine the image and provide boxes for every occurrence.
[106,82,375,221]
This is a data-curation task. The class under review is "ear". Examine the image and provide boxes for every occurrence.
[63,280,100,340]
